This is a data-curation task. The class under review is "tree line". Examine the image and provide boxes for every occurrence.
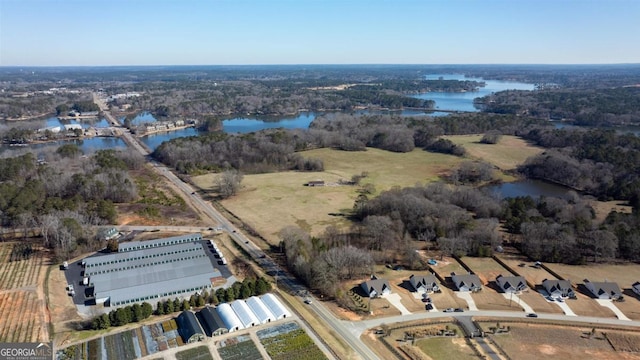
[478,87,640,126]
[520,128,640,201]
[153,112,549,175]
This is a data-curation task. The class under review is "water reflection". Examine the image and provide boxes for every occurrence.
[485,179,572,199]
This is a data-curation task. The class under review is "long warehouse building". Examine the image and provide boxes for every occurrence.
[84,233,222,307]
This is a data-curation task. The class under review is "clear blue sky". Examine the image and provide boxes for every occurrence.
[1,0,639,66]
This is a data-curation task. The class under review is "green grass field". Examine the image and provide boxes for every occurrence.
[193,147,463,243]
[192,138,542,244]
[443,135,543,171]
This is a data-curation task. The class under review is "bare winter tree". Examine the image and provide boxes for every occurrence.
[36,214,60,248]
[216,170,244,199]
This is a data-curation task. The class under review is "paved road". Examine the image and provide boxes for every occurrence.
[95,98,640,360]
[95,100,352,359]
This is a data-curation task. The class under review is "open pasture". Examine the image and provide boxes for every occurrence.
[443,134,543,171]
[193,147,463,244]
[487,322,639,360]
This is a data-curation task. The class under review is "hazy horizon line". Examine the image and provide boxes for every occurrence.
[2,63,640,69]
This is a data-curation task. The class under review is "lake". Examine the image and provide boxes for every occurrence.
[485,179,573,199]
[2,116,111,130]
[413,74,535,112]
[2,75,535,152]
[0,137,127,156]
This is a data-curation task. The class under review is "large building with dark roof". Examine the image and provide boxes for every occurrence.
[84,233,221,307]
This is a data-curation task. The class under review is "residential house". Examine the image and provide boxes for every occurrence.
[584,279,623,300]
[409,274,439,293]
[496,275,527,294]
[542,279,575,298]
[361,276,391,298]
[633,282,640,297]
[451,273,482,292]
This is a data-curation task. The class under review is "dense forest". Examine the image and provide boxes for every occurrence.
[520,128,640,200]
[0,148,141,260]
[478,87,640,126]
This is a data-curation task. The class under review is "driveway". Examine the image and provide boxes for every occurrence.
[551,299,576,316]
[385,293,411,315]
[455,292,478,311]
[596,299,630,320]
[538,290,577,316]
[412,292,439,312]
[501,293,534,313]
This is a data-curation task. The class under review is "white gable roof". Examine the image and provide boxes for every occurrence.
[231,300,260,328]
[246,296,276,324]
[216,303,244,332]
[260,293,291,319]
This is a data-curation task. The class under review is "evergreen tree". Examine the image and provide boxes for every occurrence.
[131,304,143,322]
[240,282,252,299]
[141,302,153,319]
[255,277,270,295]
[165,300,174,314]
[156,301,165,315]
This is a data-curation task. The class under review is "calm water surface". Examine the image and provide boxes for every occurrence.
[485,179,572,199]
[413,74,535,112]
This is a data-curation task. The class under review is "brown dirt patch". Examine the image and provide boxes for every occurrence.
[538,344,557,355]
[0,242,52,343]
[488,323,634,360]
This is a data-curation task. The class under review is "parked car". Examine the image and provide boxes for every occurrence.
[546,296,555,301]
[427,259,437,265]
[425,304,433,311]
[443,308,455,313]
[304,298,313,304]
[454,308,464,312]
[527,313,538,318]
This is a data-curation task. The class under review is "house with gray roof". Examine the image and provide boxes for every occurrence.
[409,274,439,293]
[451,273,482,292]
[176,311,205,343]
[496,275,527,294]
[584,279,623,300]
[361,276,391,298]
[542,279,575,299]
[196,306,228,336]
